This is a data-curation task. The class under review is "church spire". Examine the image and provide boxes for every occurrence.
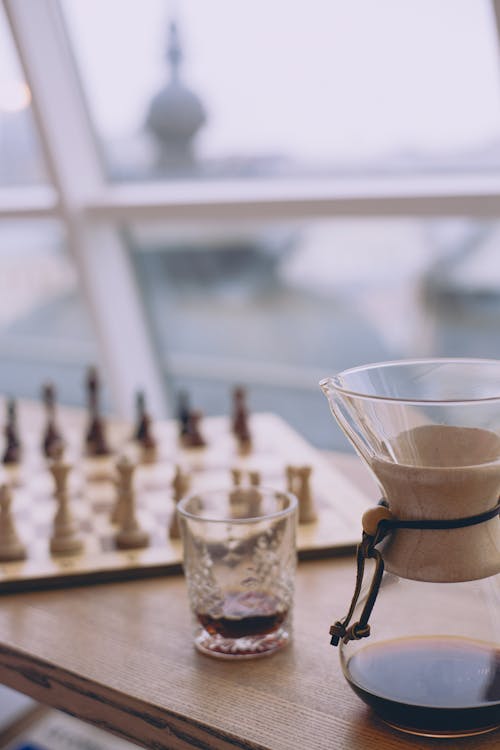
[167,20,182,83]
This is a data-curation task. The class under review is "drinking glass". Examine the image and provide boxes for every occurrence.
[178,486,297,659]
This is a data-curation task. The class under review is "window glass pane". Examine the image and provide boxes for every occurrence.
[0,220,101,406]
[0,5,47,186]
[63,0,500,181]
[129,217,500,448]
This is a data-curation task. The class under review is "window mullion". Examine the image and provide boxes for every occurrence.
[4,0,167,419]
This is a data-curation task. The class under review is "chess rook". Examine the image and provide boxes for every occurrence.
[286,465,317,523]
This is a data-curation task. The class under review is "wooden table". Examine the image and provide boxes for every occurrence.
[0,454,497,750]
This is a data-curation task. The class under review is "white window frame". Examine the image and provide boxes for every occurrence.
[4,0,500,413]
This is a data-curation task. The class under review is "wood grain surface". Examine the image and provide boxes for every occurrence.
[0,454,497,750]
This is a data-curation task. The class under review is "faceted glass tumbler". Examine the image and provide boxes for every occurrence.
[178,487,297,659]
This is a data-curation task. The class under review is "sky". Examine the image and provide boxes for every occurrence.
[3,1,500,164]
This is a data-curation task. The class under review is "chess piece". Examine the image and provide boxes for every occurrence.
[111,455,133,524]
[296,465,317,523]
[85,366,110,457]
[41,382,64,459]
[232,386,252,453]
[285,465,296,494]
[182,410,206,448]
[169,464,190,539]
[229,467,243,505]
[134,391,148,442]
[133,392,157,463]
[49,459,84,556]
[247,470,262,515]
[2,399,21,465]
[114,457,149,549]
[177,391,191,440]
[0,484,26,562]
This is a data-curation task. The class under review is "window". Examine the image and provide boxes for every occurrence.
[3,0,500,448]
[0,5,46,186]
[63,0,500,181]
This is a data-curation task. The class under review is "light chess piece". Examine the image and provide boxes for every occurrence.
[114,457,149,549]
[229,467,243,505]
[296,465,317,523]
[111,455,133,524]
[169,464,190,540]
[49,459,84,556]
[0,484,26,562]
[247,469,262,516]
[285,465,296,494]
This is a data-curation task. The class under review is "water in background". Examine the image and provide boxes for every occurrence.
[0,218,500,450]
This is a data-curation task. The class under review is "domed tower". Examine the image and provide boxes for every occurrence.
[146,19,206,172]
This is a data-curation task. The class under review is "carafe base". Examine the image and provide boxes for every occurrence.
[344,636,500,738]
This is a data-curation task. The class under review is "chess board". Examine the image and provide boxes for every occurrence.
[0,406,371,593]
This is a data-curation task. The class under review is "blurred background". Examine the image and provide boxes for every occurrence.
[2,0,500,450]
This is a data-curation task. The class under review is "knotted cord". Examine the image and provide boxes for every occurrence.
[329,498,500,647]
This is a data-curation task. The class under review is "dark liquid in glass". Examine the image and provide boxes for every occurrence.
[345,637,500,736]
[196,590,287,639]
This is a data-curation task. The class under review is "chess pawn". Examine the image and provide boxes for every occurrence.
[229,467,243,506]
[0,484,26,562]
[247,470,262,516]
[49,460,84,556]
[115,458,149,550]
[111,455,133,524]
[285,465,297,495]
[169,465,190,540]
[297,465,317,523]
[139,414,158,465]
[182,410,206,448]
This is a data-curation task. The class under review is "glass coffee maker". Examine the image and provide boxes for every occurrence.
[320,359,500,738]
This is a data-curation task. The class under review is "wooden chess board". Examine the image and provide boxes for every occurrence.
[0,406,371,593]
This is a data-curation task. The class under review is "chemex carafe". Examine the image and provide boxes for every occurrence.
[320,359,500,738]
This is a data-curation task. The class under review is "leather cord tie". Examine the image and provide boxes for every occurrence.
[329,498,500,647]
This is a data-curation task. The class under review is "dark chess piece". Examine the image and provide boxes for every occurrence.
[2,399,21,465]
[183,409,206,448]
[177,390,191,439]
[41,382,64,459]
[232,386,252,449]
[133,391,157,449]
[134,391,148,442]
[85,366,110,457]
